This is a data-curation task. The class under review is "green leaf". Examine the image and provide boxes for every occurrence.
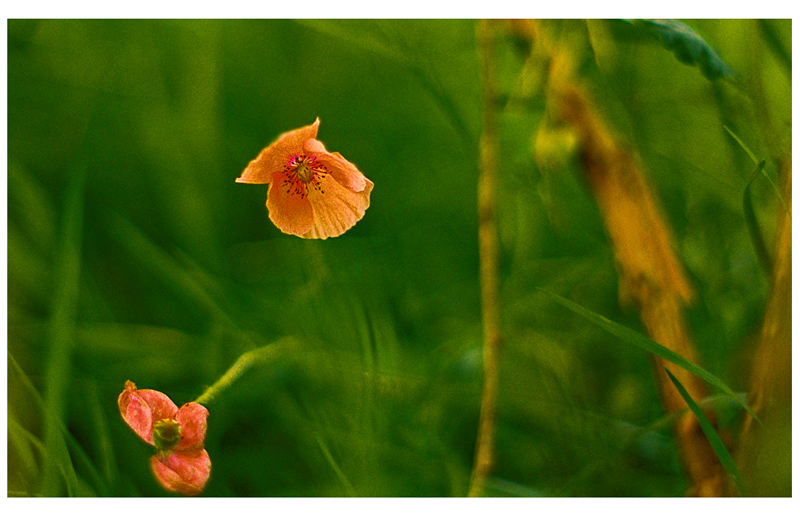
[664,367,748,496]
[536,288,758,420]
[628,19,737,80]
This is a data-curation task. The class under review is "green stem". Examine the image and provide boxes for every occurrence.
[194,337,299,406]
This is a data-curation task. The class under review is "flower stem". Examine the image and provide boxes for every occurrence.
[194,336,300,406]
[468,18,502,498]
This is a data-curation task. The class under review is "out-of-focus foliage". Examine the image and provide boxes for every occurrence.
[7,19,790,497]
[626,19,737,80]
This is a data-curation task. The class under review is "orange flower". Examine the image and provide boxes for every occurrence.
[237,118,374,239]
[118,381,211,496]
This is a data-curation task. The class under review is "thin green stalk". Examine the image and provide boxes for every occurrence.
[468,18,502,498]
[743,160,773,273]
[537,287,757,420]
[723,125,790,217]
[193,337,300,406]
[665,368,748,496]
[314,432,358,497]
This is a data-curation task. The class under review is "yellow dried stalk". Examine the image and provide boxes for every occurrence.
[469,19,503,497]
[520,19,728,496]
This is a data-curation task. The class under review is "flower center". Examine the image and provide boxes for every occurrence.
[282,154,328,198]
[294,160,314,183]
[153,418,182,453]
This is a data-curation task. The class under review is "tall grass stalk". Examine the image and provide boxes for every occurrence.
[468,19,502,498]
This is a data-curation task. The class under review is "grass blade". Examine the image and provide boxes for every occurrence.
[40,161,88,496]
[724,125,791,217]
[314,431,358,497]
[743,160,773,273]
[8,413,42,492]
[722,125,759,166]
[664,367,748,496]
[10,352,109,496]
[537,288,757,420]
[85,382,119,490]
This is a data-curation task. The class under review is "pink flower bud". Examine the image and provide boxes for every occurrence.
[119,381,211,496]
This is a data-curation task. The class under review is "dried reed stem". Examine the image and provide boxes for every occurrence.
[511,18,727,495]
[468,18,503,498]
[552,76,727,497]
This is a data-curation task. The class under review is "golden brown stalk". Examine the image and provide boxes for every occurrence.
[468,18,503,498]
[507,17,732,494]
[735,159,791,496]
[552,79,727,496]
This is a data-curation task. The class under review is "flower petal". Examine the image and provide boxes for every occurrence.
[151,449,211,496]
[236,118,320,184]
[175,402,208,450]
[303,173,374,239]
[118,381,178,445]
[266,171,315,237]
[304,139,368,192]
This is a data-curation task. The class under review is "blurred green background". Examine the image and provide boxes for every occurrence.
[7,19,791,496]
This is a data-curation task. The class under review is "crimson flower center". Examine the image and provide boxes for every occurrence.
[281,154,328,199]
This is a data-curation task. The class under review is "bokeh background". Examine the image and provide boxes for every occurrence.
[7,19,791,496]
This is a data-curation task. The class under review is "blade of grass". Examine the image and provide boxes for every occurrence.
[85,381,118,492]
[314,431,358,497]
[107,213,222,321]
[664,367,748,496]
[743,160,773,273]
[483,477,546,497]
[724,125,790,217]
[10,350,108,496]
[723,125,759,165]
[536,288,758,421]
[9,355,79,496]
[8,412,41,488]
[109,213,266,355]
[8,415,46,496]
[553,392,744,495]
[10,409,103,497]
[40,160,87,496]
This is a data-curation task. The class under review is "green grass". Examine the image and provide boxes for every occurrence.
[7,19,791,497]
[664,367,748,496]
